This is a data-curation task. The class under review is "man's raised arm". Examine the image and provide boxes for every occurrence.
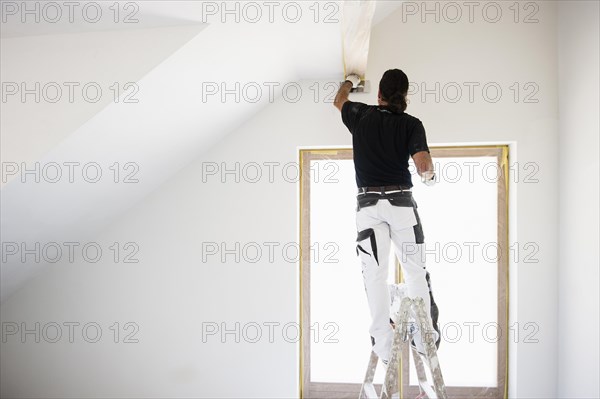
[333,74,361,112]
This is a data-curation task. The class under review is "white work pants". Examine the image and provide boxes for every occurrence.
[355,192,434,362]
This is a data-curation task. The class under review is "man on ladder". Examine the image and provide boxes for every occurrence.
[333,69,442,390]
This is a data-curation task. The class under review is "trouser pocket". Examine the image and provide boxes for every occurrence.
[356,195,379,211]
[388,195,424,244]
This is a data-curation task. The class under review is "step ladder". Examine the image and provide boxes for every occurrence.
[359,284,448,399]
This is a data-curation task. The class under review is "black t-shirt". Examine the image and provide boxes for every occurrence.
[341,101,430,188]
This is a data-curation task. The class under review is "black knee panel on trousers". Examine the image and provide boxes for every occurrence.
[356,228,378,265]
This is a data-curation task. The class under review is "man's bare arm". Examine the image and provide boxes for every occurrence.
[334,81,353,112]
[412,150,434,177]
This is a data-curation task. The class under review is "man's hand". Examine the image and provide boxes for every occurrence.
[333,73,362,112]
[421,171,436,186]
[412,151,436,186]
[345,74,361,89]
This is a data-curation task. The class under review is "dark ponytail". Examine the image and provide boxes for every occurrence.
[379,69,409,113]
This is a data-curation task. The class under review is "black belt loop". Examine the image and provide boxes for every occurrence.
[379,186,385,195]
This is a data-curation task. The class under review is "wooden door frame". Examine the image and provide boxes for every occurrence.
[299,145,509,399]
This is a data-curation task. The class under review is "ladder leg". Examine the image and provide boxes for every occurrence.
[380,297,412,399]
[413,297,448,399]
[411,345,438,399]
[380,337,400,399]
[359,351,380,399]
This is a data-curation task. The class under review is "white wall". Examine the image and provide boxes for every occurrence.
[0,80,351,398]
[1,1,586,397]
[557,1,600,398]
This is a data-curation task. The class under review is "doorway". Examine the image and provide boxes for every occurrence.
[299,146,509,398]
